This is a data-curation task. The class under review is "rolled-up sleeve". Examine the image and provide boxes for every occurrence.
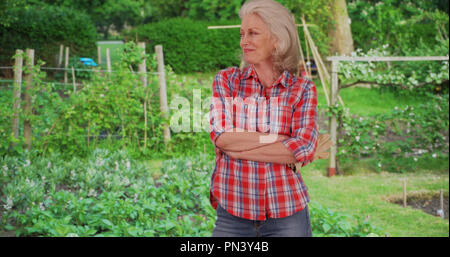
[282,80,319,164]
[209,69,235,147]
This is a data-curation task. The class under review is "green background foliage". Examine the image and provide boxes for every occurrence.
[124,18,242,73]
[0,5,97,68]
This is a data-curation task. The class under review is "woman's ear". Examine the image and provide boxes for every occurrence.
[273,40,279,54]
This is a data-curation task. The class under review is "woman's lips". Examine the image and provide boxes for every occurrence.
[243,49,255,53]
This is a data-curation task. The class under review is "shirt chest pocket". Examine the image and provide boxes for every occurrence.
[274,105,293,135]
[233,101,257,131]
[257,104,293,135]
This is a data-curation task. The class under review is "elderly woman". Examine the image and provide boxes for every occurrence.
[209,0,331,237]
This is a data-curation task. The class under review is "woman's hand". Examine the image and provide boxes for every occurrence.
[287,133,333,171]
[313,133,333,160]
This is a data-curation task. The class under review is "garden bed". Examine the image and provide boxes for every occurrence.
[386,191,449,220]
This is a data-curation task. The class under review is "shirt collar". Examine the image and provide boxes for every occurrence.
[242,64,291,88]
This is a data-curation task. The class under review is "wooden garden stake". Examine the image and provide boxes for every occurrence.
[439,189,444,219]
[328,60,339,177]
[71,66,76,93]
[64,46,69,84]
[301,16,331,106]
[155,45,171,144]
[106,48,111,73]
[87,120,90,148]
[12,49,23,147]
[403,179,407,208]
[58,44,64,67]
[24,49,34,150]
[97,45,102,65]
[138,42,148,149]
[302,16,312,78]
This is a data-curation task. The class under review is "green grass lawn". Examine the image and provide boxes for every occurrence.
[320,85,428,117]
[301,157,449,237]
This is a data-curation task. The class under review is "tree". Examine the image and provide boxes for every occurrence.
[328,0,355,56]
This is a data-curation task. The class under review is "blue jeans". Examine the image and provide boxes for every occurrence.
[212,204,313,237]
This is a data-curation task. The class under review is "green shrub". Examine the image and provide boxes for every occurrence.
[0,6,97,70]
[124,18,242,73]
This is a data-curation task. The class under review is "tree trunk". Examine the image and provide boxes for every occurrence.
[329,0,354,56]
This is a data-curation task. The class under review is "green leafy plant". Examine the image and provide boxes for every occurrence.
[0,149,381,237]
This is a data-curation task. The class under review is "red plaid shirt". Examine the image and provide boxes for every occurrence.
[209,65,318,221]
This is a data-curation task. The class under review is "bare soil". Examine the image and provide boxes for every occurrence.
[387,191,449,220]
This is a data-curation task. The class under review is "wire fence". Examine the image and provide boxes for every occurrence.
[0,66,162,74]
[0,64,164,90]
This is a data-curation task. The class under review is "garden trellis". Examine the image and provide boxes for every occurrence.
[326,55,449,177]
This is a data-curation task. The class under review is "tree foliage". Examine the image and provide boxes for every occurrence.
[348,0,449,53]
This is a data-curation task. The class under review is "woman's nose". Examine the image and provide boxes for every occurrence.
[241,34,248,45]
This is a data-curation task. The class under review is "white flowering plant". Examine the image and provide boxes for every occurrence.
[338,43,449,96]
[328,93,449,173]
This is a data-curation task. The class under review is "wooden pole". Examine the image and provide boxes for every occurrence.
[106,48,111,73]
[327,56,449,62]
[302,26,312,77]
[439,189,444,218]
[301,16,313,77]
[155,45,171,144]
[97,45,102,65]
[138,42,148,149]
[207,24,317,29]
[64,46,69,84]
[58,44,64,67]
[303,24,343,107]
[87,120,90,148]
[24,49,34,150]
[293,16,308,77]
[403,179,407,208]
[12,49,23,147]
[302,16,331,106]
[328,60,339,177]
[71,66,76,93]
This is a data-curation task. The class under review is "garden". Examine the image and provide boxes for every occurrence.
[0,0,448,237]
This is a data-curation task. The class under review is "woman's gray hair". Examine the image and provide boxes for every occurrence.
[239,0,300,75]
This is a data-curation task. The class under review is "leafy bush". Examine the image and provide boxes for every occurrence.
[0,6,97,71]
[124,18,242,73]
[309,201,381,237]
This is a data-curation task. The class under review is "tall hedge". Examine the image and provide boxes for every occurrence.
[125,18,242,73]
[0,6,97,72]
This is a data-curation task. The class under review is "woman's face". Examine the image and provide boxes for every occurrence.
[240,13,276,66]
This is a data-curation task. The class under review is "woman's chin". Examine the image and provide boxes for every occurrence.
[243,58,256,65]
